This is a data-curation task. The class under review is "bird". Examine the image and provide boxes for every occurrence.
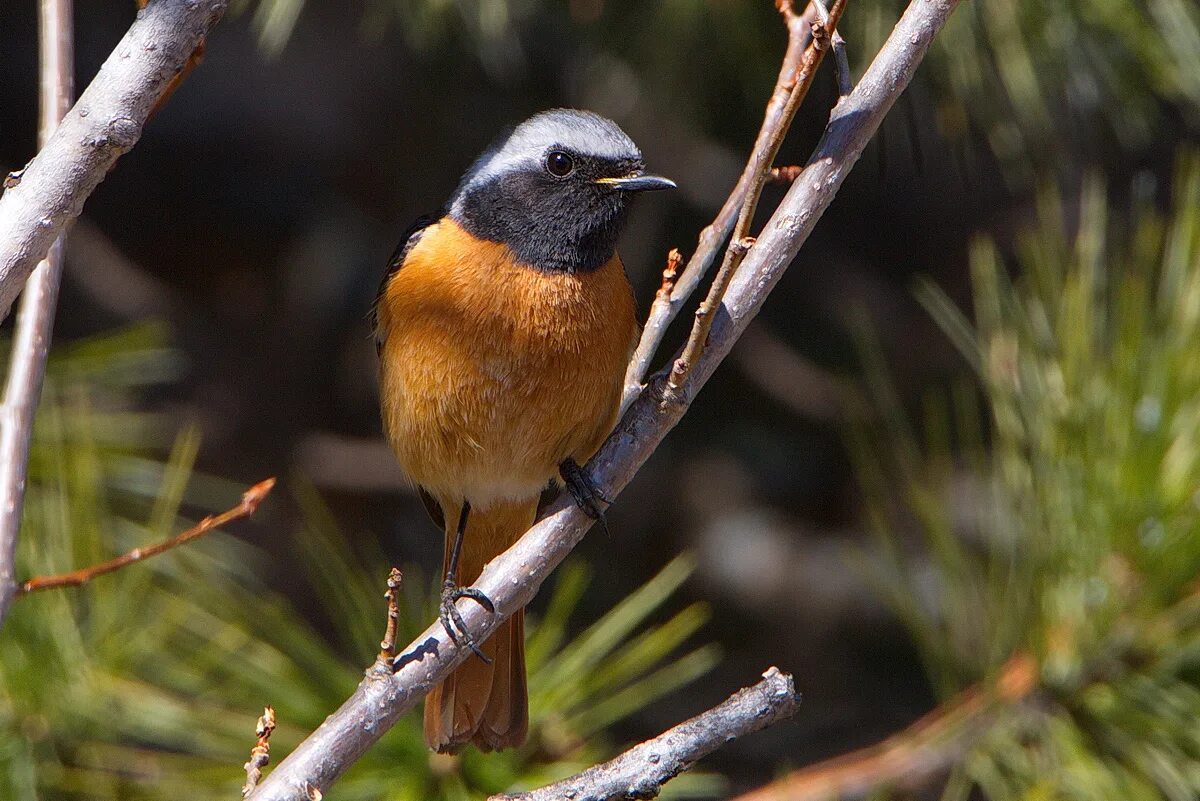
[372,109,675,753]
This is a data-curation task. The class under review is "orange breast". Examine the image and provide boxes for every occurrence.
[376,218,638,509]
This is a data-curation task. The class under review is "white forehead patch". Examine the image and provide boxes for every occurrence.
[449,109,641,211]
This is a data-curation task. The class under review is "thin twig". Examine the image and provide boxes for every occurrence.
[378,567,403,661]
[246,2,959,798]
[731,655,1037,801]
[621,0,814,412]
[0,0,73,629]
[16,478,275,595]
[0,0,228,323]
[813,0,853,96]
[667,0,846,396]
[494,668,800,801]
[242,706,278,799]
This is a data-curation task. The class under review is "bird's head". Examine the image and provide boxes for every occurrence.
[448,109,675,273]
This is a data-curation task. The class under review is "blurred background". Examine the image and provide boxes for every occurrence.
[2,1,1200,799]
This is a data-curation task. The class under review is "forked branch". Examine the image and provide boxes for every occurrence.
[621,0,815,410]
[667,0,847,396]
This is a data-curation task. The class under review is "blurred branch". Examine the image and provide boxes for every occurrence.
[65,218,175,319]
[494,667,800,801]
[16,478,275,595]
[243,706,278,800]
[732,655,1037,801]
[247,2,959,798]
[0,0,227,323]
[733,322,864,422]
[293,432,409,493]
[0,0,73,630]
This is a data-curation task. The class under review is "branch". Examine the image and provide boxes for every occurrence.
[378,567,403,661]
[494,668,800,801]
[247,2,960,798]
[731,655,1037,801]
[243,706,278,799]
[666,0,845,395]
[16,477,275,595]
[621,0,813,411]
[813,0,853,96]
[0,0,228,323]
[0,0,74,630]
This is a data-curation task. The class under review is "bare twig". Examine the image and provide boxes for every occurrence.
[0,0,228,323]
[494,668,800,801]
[16,478,275,595]
[813,0,853,96]
[246,3,958,799]
[621,0,814,411]
[667,0,847,396]
[732,655,1037,801]
[0,0,74,630]
[243,706,278,799]
[378,568,403,661]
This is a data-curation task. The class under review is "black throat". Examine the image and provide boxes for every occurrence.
[451,172,629,273]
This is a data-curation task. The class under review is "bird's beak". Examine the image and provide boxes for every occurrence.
[595,173,677,192]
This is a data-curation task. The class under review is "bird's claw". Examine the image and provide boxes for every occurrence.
[439,579,495,664]
[560,458,611,535]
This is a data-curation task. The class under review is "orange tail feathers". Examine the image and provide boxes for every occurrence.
[424,497,535,753]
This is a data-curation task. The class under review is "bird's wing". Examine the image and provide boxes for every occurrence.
[371,213,440,351]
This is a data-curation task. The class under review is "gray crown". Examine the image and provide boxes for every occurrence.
[449,109,641,214]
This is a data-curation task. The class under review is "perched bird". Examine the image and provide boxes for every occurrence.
[373,109,675,753]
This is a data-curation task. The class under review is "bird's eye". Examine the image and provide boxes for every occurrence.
[545,150,574,178]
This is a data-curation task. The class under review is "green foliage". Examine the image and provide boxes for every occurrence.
[910,0,1200,182]
[0,328,720,800]
[855,151,1200,798]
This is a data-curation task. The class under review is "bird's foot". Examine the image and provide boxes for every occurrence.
[559,458,611,535]
[439,577,495,664]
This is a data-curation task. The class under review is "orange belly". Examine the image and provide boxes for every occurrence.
[376,218,638,509]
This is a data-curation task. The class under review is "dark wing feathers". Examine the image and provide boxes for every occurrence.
[371,213,440,352]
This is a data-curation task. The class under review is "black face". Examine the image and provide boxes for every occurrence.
[453,149,647,274]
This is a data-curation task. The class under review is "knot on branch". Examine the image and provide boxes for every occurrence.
[657,249,682,300]
[810,21,831,50]
[730,237,756,257]
[768,165,805,184]
[88,117,140,152]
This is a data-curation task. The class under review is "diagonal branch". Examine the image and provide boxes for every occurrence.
[0,0,228,324]
[0,0,74,630]
[493,668,800,801]
[247,2,960,798]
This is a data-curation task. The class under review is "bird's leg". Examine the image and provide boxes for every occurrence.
[559,458,611,536]
[440,500,495,664]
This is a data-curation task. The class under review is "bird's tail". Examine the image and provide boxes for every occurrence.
[424,497,534,753]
